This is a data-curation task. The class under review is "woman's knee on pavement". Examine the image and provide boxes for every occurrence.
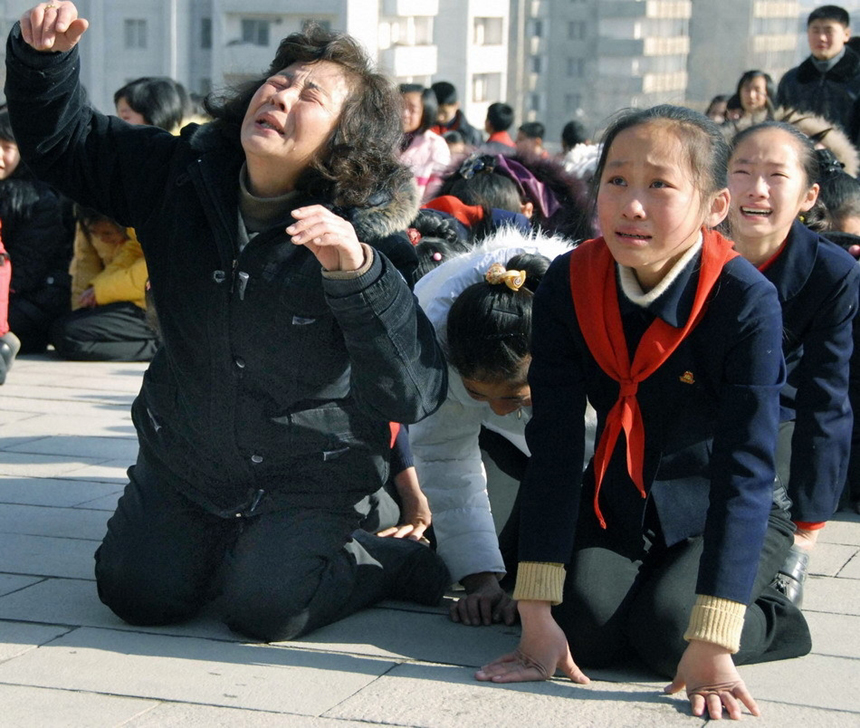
[94,541,209,626]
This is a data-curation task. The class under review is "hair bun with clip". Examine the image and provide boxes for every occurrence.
[485,262,527,291]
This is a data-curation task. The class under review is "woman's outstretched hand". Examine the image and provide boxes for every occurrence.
[665,640,761,720]
[475,601,590,684]
[288,205,365,272]
[21,2,88,52]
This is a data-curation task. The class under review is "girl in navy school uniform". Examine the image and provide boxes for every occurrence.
[727,121,860,604]
[475,105,811,721]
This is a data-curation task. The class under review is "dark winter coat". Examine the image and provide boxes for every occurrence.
[519,244,785,605]
[777,48,860,140]
[4,25,448,517]
[0,175,73,316]
[763,221,860,522]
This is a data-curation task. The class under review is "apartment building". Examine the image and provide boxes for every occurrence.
[434,0,510,139]
[0,0,441,113]
[509,0,693,147]
[687,0,801,108]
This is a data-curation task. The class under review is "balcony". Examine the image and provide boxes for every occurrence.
[379,44,438,78]
[382,0,439,16]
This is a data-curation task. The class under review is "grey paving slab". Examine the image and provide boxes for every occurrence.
[0,533,99,580]
[0,395,131,417]
[1,435,138,462]
[0,451,107,478]
[0,476,124,507]
[805,610,860,659]
[0,626,397,715]
[0,620,72,662]
[326,662,707,728]
[61,459,131,484]
[839,552,860,579]
[0,578,245,641]
[0,684,159,728]
[125,703,376,727]
[0,503,111,540]
[803,574,860,615]
[741,654,860,713]
[72,491,123,511]
[295,603,519,667]
[821,512,860,546]
[0,410,40,427]
[753,701,860,727]
[809,542,860,577]
[0,574,43,597]
[0,384,136,405]
[0,413,136,438]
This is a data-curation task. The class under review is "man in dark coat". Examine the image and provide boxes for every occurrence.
[429,81,484,148]
[777,5,860,141]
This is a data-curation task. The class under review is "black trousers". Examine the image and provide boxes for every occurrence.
[50,301,158,361]
[553,503,811,677]
[94,450,450,642]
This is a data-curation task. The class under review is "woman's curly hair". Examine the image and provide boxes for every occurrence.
[205,25,413,209]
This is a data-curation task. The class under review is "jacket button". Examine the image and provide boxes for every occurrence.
[235,357,246,369]
[251,454,263,464]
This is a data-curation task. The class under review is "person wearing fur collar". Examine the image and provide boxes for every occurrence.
[6,2,449,641]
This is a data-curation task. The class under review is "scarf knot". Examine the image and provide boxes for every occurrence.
[618,380,638,398]
[569,230,738,529]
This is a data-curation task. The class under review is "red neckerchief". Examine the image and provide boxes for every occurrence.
[569,228,739,528]
[422,195,485,227]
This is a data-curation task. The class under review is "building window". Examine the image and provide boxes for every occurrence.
[568,21,586,40]
[565,93,582,113]
[472,73,502,103]
[124,19,147,49]
[241,18,270,46]
[567,57,585,77]
[531,56,543,73]
[529,93,542,112]
[201,18,212,49]
[474,17,503,46]
[533,19,543,37]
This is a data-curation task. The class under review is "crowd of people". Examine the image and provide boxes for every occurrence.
[3,1,860,722]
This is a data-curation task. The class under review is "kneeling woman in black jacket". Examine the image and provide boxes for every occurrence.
[7,2,449,641]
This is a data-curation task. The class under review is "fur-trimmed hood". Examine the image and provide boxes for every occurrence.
[722,108,860,177]
[415,225,575,334]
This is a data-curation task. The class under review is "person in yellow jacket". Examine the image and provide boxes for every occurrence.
[49,207,158,360]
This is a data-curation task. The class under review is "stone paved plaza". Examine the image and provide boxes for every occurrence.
[0,355,858,727]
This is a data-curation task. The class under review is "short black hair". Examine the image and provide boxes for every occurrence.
[113,76,188,131]
[486,102,514,132]
[518,121,545,140]
[808,5,850,27]
[561,120,588,149]
[446,253,552,381]
[432,81,458,106]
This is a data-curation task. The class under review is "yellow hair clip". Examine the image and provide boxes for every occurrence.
[485,262,527,292]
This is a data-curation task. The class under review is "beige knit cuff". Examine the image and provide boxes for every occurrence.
[512,562,566,605]
[684,594,747,653]
[321,243,374,279]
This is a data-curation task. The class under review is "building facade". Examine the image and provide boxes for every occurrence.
[509,0,694,149]
[687,0,801,109]
[0,0,441,113]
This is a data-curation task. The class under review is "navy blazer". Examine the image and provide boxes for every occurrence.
[761,221,860,523]
[519,245,784,605]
